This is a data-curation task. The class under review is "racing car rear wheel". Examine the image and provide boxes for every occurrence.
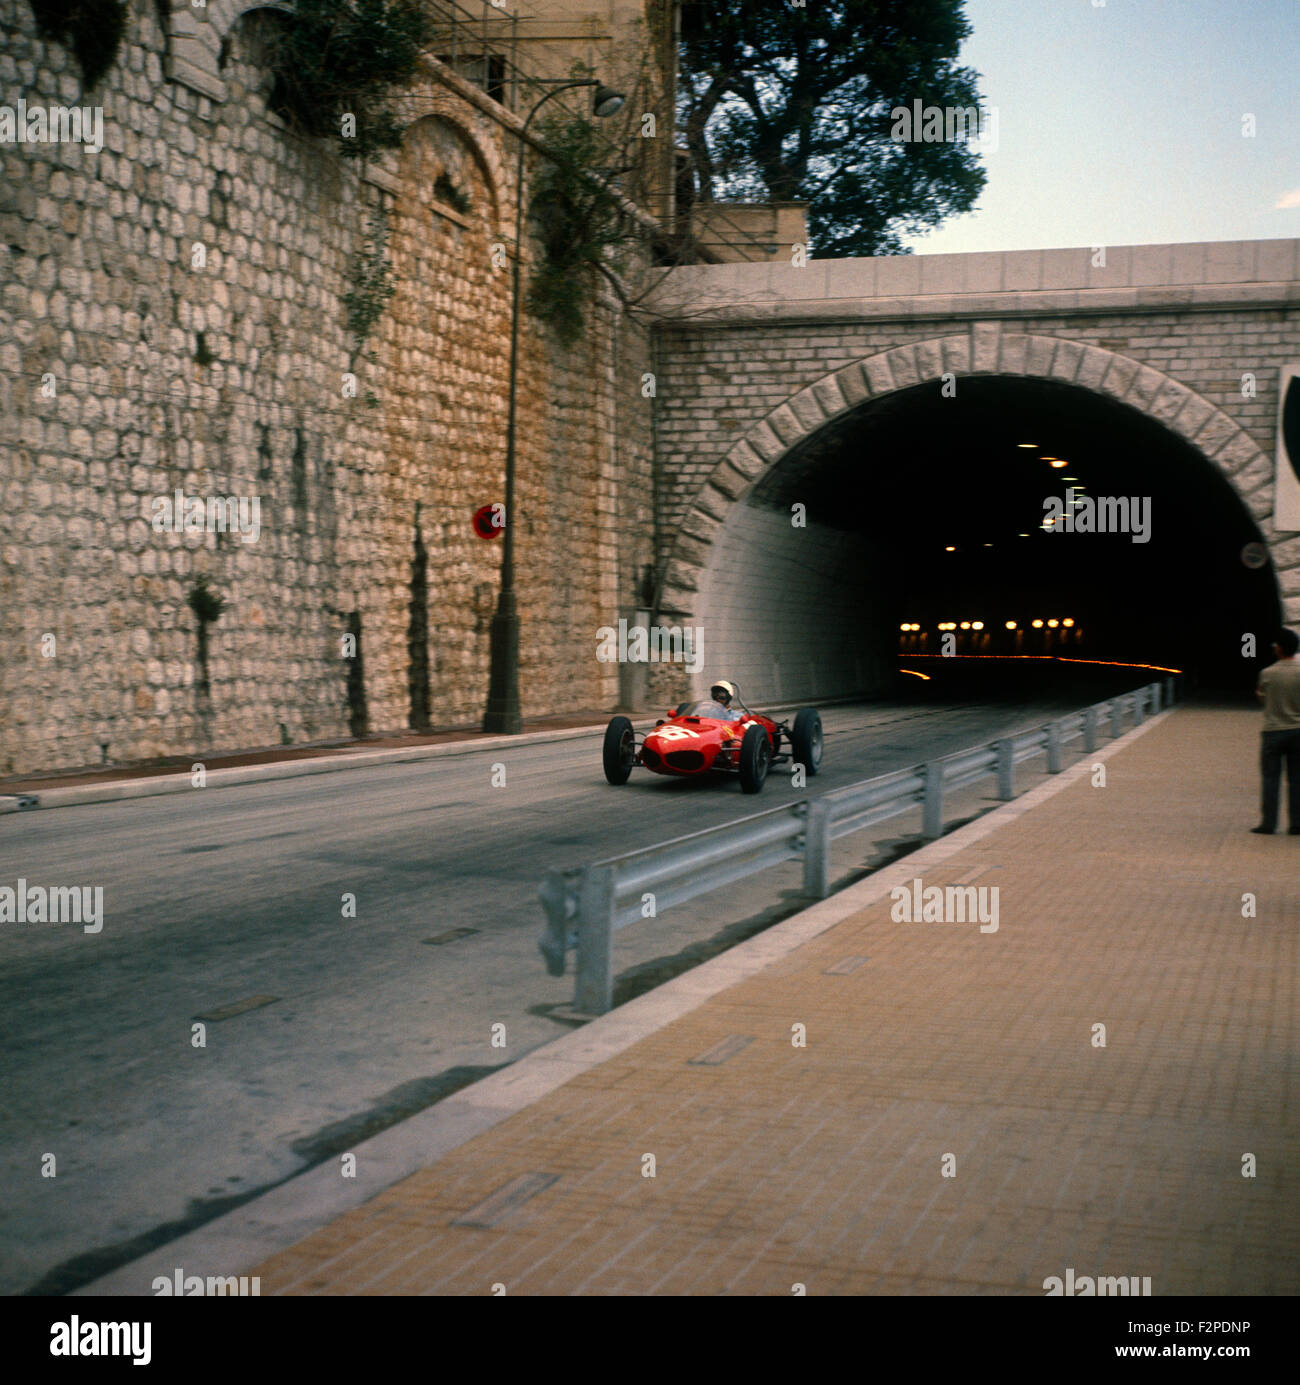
[603,716,636,785]
[791,708,823,776]
[738,723,771,793]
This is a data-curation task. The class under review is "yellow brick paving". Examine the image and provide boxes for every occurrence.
[254,708,1299,1294]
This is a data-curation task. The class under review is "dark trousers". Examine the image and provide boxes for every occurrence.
[1260,728,1300,830]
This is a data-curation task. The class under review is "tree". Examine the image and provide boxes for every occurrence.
[266,0,432,159]
[679,0,988,256]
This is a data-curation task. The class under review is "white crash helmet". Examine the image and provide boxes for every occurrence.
[710,679,739,707]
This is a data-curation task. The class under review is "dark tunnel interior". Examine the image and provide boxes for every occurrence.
[749,376,1282,695]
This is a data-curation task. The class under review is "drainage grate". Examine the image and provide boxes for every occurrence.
[194,995,279,1023]
[421,927,479,946]
[688,1034,753,1066]
[823,955,870,975]
[451,1172,560,1228]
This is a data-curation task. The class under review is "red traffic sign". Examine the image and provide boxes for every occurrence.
[472,503,505,540]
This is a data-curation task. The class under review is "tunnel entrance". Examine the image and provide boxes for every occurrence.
[695,374,1280,700]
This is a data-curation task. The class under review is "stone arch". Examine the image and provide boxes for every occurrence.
[661,326,1285,620]
[159,4,509,222]
[398,109,506,228]
[162,1,291,100]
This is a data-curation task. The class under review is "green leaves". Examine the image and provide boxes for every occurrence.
[187,574,226,625]
[266,0,431,159]
[679,0,988,256]
[29,0,127,90]
[525,115,631,346]
[342,209,396,351]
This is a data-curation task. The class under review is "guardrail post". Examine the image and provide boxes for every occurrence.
[1164,676,1175,705]
[574,865,616,1016]
[1132,688,1145,726]
[922,761,944,840]
[1046,720,1063,773]
[803,799,832,898]
[538,870,575,977]
[995,739,1015,800]
[1147,681,1160,714]
[1109,699,1122,738]
[1083,706,1099,752]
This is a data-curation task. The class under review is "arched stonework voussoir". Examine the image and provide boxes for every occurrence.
[398,103,507,228]
[163,1,291,101]
[659,325,1280,621]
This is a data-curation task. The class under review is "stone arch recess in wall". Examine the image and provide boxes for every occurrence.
[399,108,505,229]
[159,1,509,225]
[663,327,1287,620]
[163,0,282,100]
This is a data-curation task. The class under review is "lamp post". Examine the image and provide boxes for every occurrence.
[483,78,626,734]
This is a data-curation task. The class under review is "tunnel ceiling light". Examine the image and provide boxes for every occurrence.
[945,545,956,552]
[1032,619,1044,628]
[972,621,984,630]
[960,622,971,630]
[1005,621,1017,630]
[1049,459,1068,468]
[1047,619,1059,627]
[1019,533,1030,537]
[1017,442,1038,448]
[1062,618,1075,627]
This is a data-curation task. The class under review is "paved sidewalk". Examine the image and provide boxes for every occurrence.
[237,707,1295,1294]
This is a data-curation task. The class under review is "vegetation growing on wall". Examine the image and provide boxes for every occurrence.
[266,0,432,160]
[342,207,396,358]
[29,0,127,90]
[433,171,471,216]
[187,574,226,699]
[526,113,635,347]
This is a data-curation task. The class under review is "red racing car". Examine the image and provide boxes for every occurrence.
[602,683,823,794]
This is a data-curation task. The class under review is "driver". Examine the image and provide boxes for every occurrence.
[710,680,740,713]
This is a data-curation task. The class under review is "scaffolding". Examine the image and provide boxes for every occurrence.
[421,0,607,116]
[419,2,803,265]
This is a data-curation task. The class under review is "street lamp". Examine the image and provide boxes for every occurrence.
[483,78,626,734]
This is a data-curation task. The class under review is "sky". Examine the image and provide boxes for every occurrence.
[899,0,1300,255]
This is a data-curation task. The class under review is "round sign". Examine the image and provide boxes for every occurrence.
[1240,542,1268,570]
[472,503,504,540]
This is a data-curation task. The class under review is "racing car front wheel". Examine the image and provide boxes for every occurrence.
[738,724,771,793]
[603,716,636,785]
[791,708,823,775]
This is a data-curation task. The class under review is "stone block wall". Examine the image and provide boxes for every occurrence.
[0,0,657,774]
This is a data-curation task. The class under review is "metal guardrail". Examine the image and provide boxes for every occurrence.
[539,678,1178,1014]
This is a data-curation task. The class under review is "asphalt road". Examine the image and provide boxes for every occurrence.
[0,688,1131,1294]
